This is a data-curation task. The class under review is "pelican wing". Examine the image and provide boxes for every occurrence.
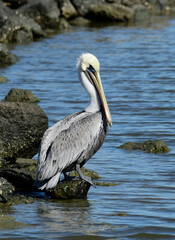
[38,112,81,165]
[37,112,102,181]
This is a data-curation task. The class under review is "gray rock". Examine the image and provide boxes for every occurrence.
[0,159,7,169]
[133,4,151,22]
[121,0,141,6]
[2,0,29,9]
[0,101,48,160]
[0,177,15,203]
[0,169,35,190]
[71,0,105,16]
[58,17,71,30]
[70,17,91,26]
[58,0,78,19]
[19,0,60,30]
[89,3,134,21]
[3,88,39,103]
[46,180,91,199]
[0,1,45,43]
[0,43,18,66]
[117,140,170,153]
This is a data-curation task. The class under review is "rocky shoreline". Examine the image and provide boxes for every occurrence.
[0,0,175,67]
[0,87,170,204]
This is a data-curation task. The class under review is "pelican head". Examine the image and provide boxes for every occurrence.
[77,53,112,127]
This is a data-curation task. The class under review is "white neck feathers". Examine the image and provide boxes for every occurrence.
[78,71,101,113]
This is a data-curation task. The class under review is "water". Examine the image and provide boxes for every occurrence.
[1,16,175,239]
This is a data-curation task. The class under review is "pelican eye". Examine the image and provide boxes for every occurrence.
[87,65,96,75]
[83,65,97,86]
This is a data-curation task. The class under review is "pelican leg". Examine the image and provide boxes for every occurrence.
[76,163,96,187]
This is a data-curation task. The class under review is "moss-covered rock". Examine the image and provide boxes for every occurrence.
[3,88,39,103]
[0,43,18,66]
[0,214,29,229]
[0,76,8,83]
[94,181,117,187]
[117,140,170,153]
[46,180,91,200]
[69,167,100,179]
[0,101,48,160]
[0,177,15,203]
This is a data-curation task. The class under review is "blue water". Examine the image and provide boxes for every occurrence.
[0,16,175,239]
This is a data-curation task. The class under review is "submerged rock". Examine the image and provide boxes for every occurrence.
[3,88,40,103]
[0,177,15,203]
[0,76,8,83]
[117,140,170,153]
[0,101,48,160]
[46,180,91,200]
[0,43,18,66]
[94,181,117,186]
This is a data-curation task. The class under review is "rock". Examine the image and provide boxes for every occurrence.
[3,88,39,103]
[133,4,151,22]
[71,0,105,17]
[0,169,35,190]
[57,0,78,19]
[0,159,7,169]
[69,17,91,26]
[0,43,18,66]
[12,158,37,181]
[0,76,8,83]
[58,17,70,30]
[94,181,117,186]
[0,177,15,203]
[19,0,60,30]
[2,0,29,9]
[0,158,37,191]
[88,3,134,22]
[69,167,100,179]
[0,101,48,160]
[121,0,141,6]
[0,2,45,43]
[46,180,91,199]
[117,140,170,153]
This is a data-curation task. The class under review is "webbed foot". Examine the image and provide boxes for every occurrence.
[76,163,96,188]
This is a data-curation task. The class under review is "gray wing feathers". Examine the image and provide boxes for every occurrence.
[38,112,80,166]
[38,112,101,181]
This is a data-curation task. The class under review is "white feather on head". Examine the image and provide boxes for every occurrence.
[76,53,100,72]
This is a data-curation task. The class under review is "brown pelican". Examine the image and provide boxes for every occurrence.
[35,53,112,190]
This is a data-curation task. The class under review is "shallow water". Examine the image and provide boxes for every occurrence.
[0,16,175,239]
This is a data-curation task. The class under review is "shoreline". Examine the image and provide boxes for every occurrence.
[0,0,175,67]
